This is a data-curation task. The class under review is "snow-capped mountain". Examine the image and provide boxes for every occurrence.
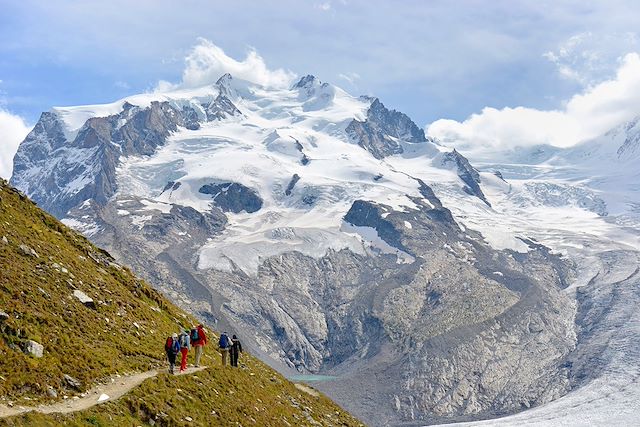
[427,114,640,427]
[12,73,637,426]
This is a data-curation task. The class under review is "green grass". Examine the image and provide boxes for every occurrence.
[5,360,360,426]
[0,180,363,426]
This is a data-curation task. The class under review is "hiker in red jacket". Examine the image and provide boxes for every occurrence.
[191,324,208,367]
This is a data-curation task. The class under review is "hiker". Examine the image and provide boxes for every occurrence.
[178,329,191,372]
[219,331,232,366]
[191,324,208,367]
[165,333,180,374]
[230,334,243,367]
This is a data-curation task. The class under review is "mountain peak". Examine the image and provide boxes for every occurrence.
[216,72,233,86]
[292,74,317,89]
[215,73,234,97]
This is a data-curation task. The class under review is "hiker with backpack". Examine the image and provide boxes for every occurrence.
[219,331,232,366]
[191,324,207,367]
[230,334,243,367]
[178,329,191,373]
[165,333,180,374]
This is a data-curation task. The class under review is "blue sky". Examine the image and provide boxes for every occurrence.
[2,0,640,176]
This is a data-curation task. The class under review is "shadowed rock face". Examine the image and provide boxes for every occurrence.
[344,200,408,252]
[11,101,202,217]
[199,182,263,213]
[293,74,317,89]
[140,204,227,240]
[285,174,301,196]
[346,98,427,159]
[203,94,242,121]
[440,149,491,206]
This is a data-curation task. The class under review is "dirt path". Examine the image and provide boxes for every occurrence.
[0,366,207,419]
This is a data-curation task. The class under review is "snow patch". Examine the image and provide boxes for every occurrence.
[140,199,173,213]
[341,222,414,264]
[61,218,101,237]
[130,215,153,229]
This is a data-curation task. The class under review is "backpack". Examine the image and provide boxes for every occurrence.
[219,333,229,349]
[179,333,189,348]
[190,328,199,343]
[165,337,176,353]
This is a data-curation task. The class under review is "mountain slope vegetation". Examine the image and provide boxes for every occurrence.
[0,179,362,426]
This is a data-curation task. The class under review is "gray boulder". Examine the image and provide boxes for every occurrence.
[63,374,82,390]
[73,290,96,309]
[47,387,58,398]
[24,340,44,358]
[18,244,38,258]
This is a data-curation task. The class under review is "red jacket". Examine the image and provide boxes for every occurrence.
[194,326,207,346]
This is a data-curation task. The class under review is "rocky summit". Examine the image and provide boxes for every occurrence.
[11,72,628,426]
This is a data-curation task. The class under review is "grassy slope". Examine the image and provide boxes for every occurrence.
[0,180,362,426]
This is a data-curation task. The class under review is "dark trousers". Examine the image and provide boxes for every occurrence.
[167,352,177,373]
[230,348,239,367]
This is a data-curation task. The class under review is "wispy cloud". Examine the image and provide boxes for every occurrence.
[315,2,332,11]
[113,80,130,90]
[338,72,360,85]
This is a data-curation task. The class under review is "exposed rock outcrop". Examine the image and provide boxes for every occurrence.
[346,98,427,159]
[203,94,242,121]
[199,182,263,214]
[285,174,301,196]
[439,148,491,206]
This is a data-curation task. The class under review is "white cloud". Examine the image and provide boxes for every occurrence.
[156,38,297,91]
[427,52,640,154]
[0,109,31,179]
[315,2,332,11]
[543,32,639,86]
[113,80,130,90]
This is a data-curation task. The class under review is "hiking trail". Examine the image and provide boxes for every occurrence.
[0,366,207,419]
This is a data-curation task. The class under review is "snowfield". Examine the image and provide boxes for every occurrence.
[113,75,463,275]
